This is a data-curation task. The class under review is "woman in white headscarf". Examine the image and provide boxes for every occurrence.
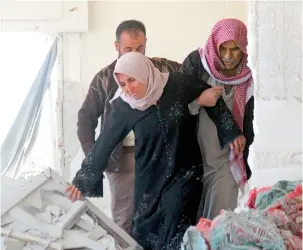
[67,52,244,250]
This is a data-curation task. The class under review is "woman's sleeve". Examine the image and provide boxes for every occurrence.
[177,73,243,149]
[179,51,199,76]
[243,96,255,180]
[72,101,132,197]
[205,95,243,149]
[179,51,202,115]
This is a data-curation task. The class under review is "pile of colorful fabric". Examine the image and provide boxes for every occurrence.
[181,180,302,250]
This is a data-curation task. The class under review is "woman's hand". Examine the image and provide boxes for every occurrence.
[229,135,246,154]
[196,86,223,107]
[66,184,83,202]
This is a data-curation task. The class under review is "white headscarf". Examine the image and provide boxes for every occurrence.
[110,52,169,111]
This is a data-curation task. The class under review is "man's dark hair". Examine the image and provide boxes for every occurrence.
[115,20,146,42]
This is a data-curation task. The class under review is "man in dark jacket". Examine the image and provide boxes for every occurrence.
[77,20,180,233]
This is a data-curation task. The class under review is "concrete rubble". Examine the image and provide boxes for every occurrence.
[1,168,142,250]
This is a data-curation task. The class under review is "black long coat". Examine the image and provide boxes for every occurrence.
[72,72,242,249]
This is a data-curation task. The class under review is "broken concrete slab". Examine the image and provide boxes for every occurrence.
[1,168,142,250]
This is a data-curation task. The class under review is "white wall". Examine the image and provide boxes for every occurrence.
[247,1,302,188]
[79,1,248,85]
[62,1,249,174]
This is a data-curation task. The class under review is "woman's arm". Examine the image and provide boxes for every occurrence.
[179,50,201,77]
[179,50,222,113]
[72,100,132,197]
[179,50,201,114]
[242,96,255,180]
[175,72,243,149]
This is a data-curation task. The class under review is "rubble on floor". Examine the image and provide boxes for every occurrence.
[1,168,142,250]
[181,180,303,250]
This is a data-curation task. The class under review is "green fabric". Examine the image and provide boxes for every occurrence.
[255,180,302,210]
[209,210,286,250]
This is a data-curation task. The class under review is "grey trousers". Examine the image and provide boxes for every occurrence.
[105,152,135,234]
[198,163,239,220]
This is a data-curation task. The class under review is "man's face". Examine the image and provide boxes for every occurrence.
[219,40,243,70]
[115,31,146,58]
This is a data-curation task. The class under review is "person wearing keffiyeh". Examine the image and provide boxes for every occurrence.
[180,18,255,220]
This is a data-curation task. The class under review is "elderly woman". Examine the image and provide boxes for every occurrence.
[180,18,255,220]
[67,52,244,249]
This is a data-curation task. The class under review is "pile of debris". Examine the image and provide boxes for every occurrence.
[181,180,302,250]
[1,168,142,250]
